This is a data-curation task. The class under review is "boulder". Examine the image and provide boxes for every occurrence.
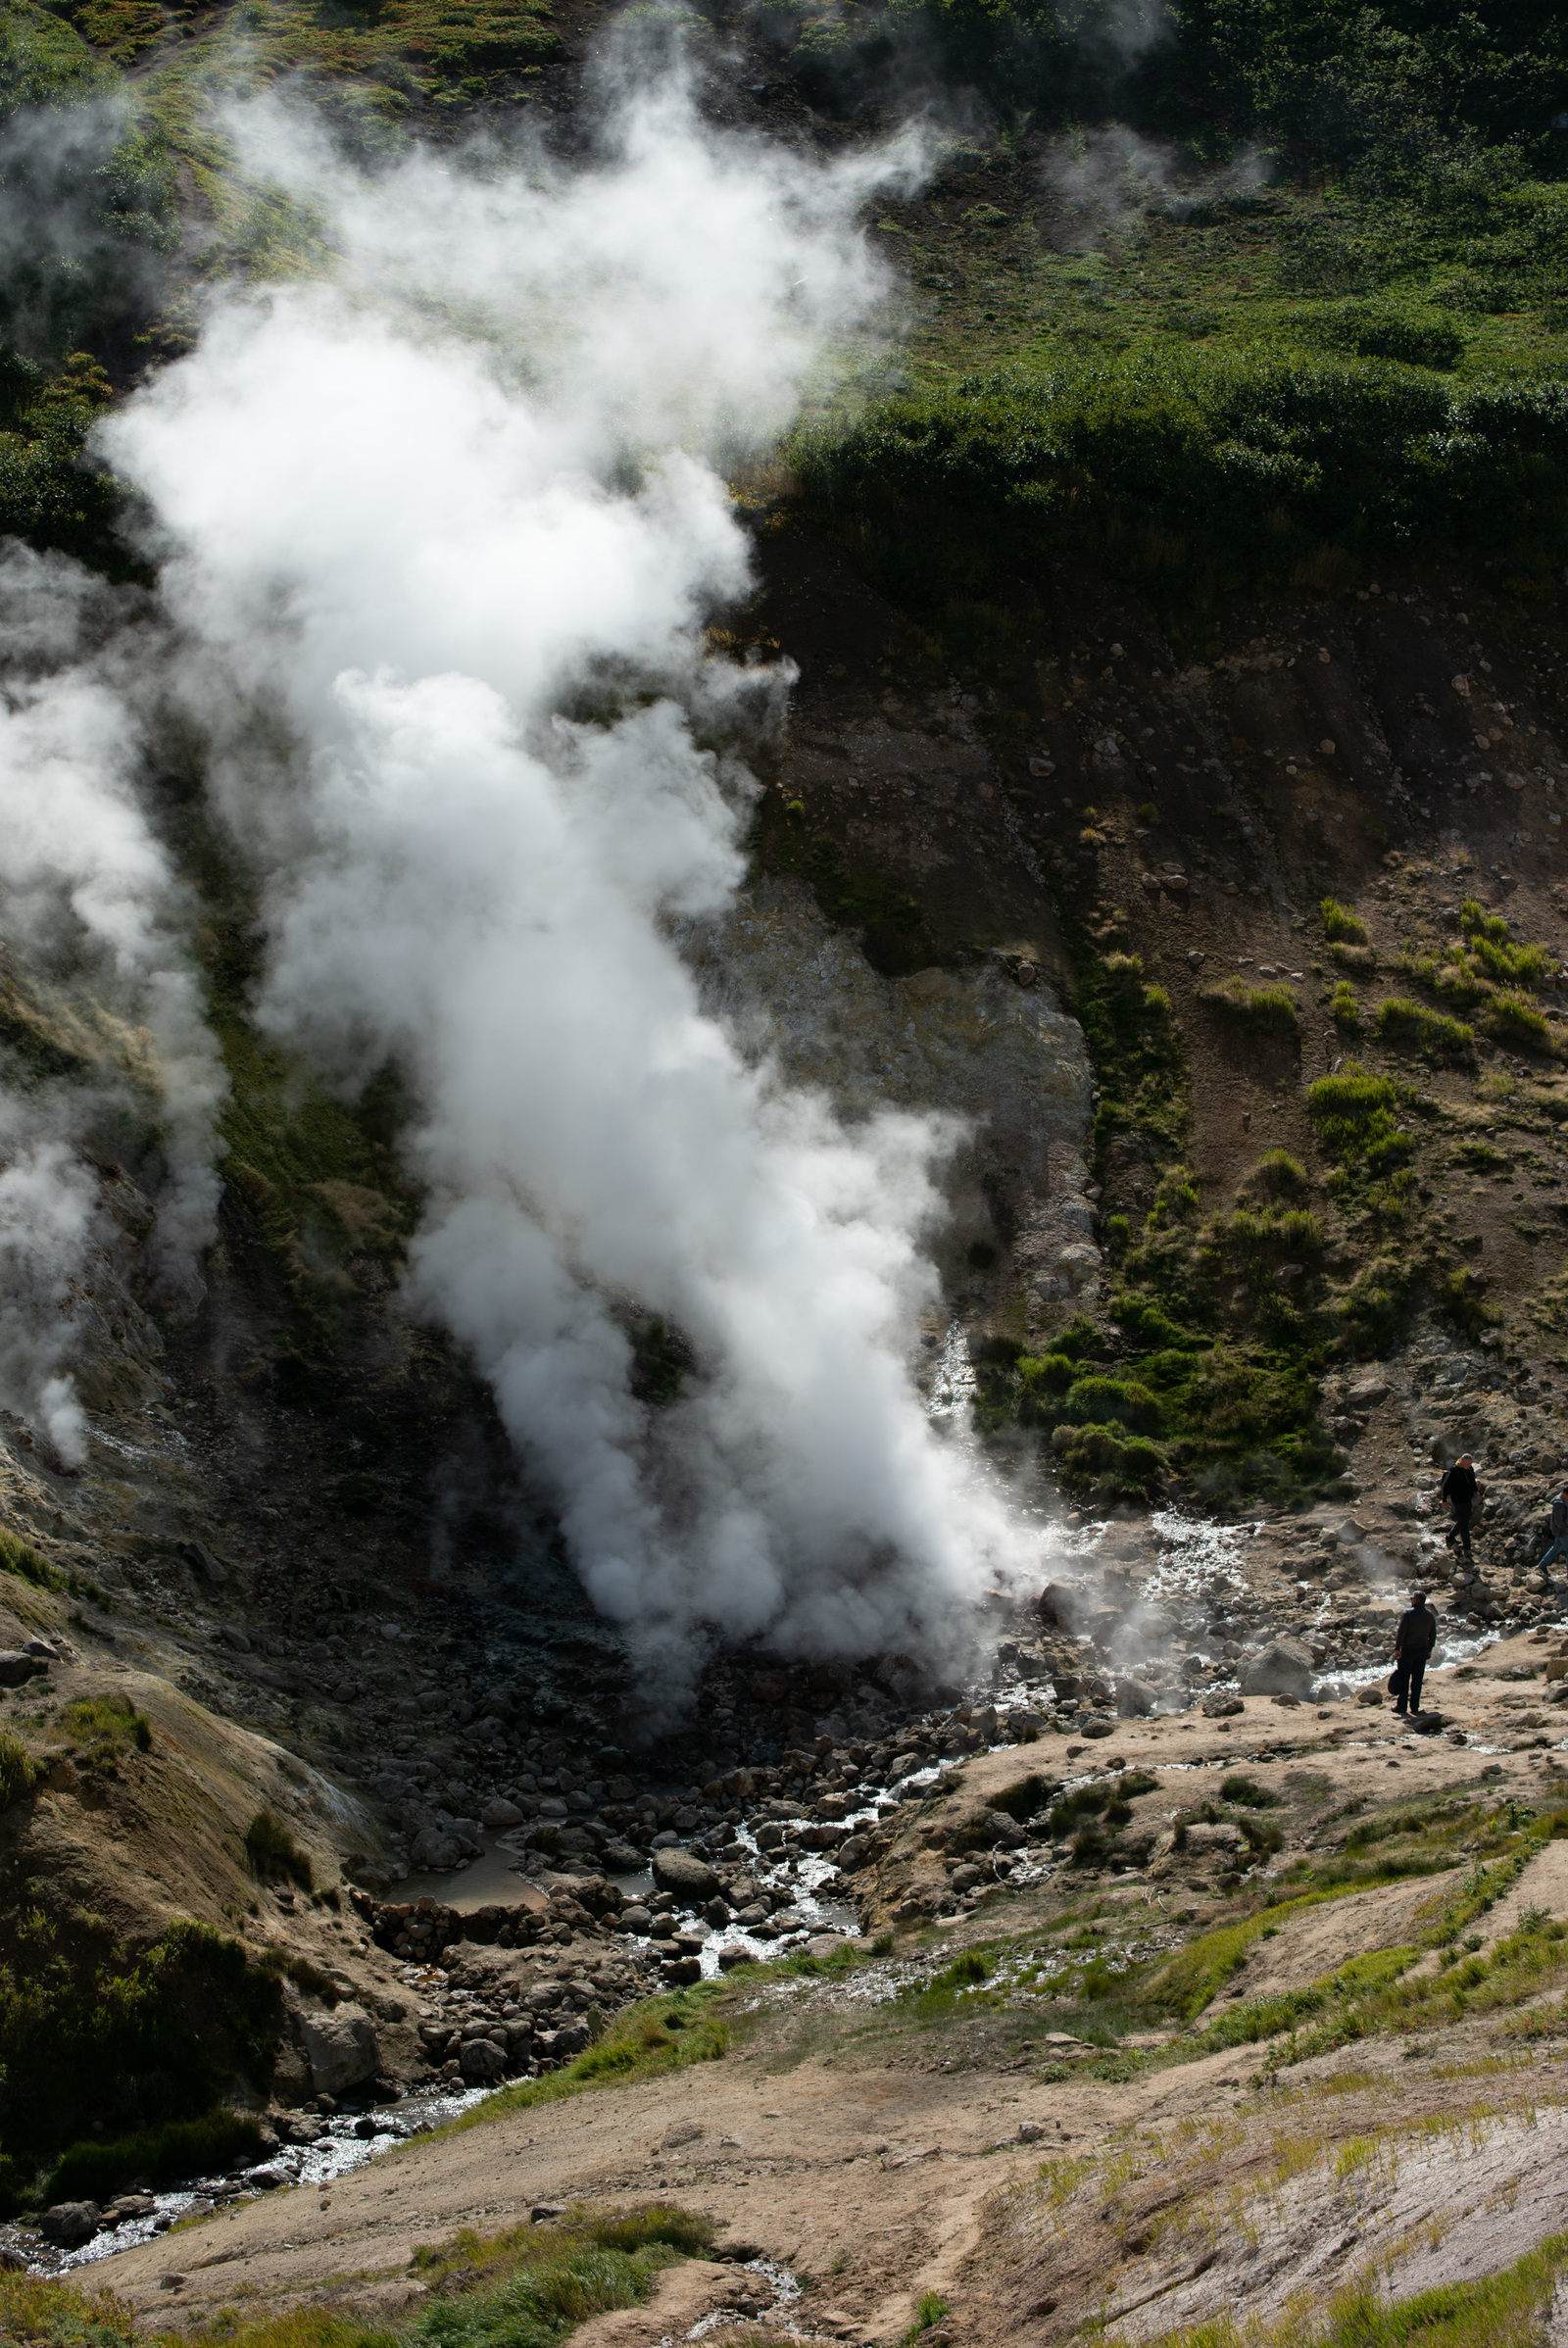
[298,2005,380,2097]
[1239,1635,1315,1698]
[411,1827,463,1869]
[0,1651,45,1688]
[1183,1822,1243,1855]
[1079,1713,1116,1737]
[40,2203,100,2246]
[481,1798,526,1829]
[1116,1679,1158,1717]
[459,2038,507,2081]
[181,1541,227,1584]
[651,1848,722,1903]
[1348,1380,1390,1410]
[1201,1692,1244,1718]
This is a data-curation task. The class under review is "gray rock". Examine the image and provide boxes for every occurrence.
[298,2005,380,2097]
[621,1905,654,1934]
[481,1798,526,1829]
[662,2121,704,2148]
[836,1835,869,1870]
[1239,1635,1315,1698]
[0,1651,45,1688]
[951,1864,982,1892]
[660,1956,704,1986]
[40,2203,100,2247]
[1348,1379,1390,1409]
[1116,1679,1157,1717]
[217,1623,252,1652]
[1079,1713,1116,1737]
[717,1945,759,1970]
[537,2021,592,2056]
[1183,1822,1243,1854]
[411,1826,463,1869]
[652,1848,722,1903]
[1201,1692,1245,1718]
[459,2038,507,2081]
[182,1541,227,1584]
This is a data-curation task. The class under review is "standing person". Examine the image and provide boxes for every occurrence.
[1392,1589,1439,1717]
[1441,1454,1478,1559]
[1540,1487,1568,1576]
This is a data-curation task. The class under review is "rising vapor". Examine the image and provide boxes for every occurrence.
[50,40,1044,1693]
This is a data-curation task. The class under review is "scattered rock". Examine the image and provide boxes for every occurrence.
[1080,1713,1117,1737]
[298,2005,380,2097]
[652,1848,722,1903]
[1239,1635,1315,1698]
[480,1798,526,1829]
[663,2122,704,2148]
[40,2203,100,2247]
[459,2039,507,2080]
[1201,1693,1244,1718]
[0,1651,46,1688]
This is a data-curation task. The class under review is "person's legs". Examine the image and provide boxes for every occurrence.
[1454,1503,1473,1556]
[1540,1534,1568,1573]
[1392,1655,1411,1714]
[1408,1655,1426,1714]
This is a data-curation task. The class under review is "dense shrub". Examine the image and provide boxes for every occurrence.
[0,1916,283,2172]
[0,1730,41,1812]
[791,355,1568,602]
[1200,977,1301,1037]
[1374,997,1474,1057]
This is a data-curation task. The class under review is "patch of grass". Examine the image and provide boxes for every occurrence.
[1328,980,1361,1030]
[0,1729,43,1812]
[1140,2232,1568,2345]
[1220,1775,1280,1810]
[0,1916,283,2196]
[447,1985,728,2128]
[1375,997,1475,1058]
[1442,1265,1500,1340]
[410,2202,712,2348]
[1050,1419,1167,1503]
[1199,978,1301,1039]
[244,1809,314,1890]
[0,1528,62,1590]
[1320,898,1368,946]
[45,2109,263,2205]
[1246,1150,1310,1201]
[58,1694,151,1771]
[901,2293,951,2347]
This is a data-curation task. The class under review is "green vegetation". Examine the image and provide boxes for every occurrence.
[244,1809,315,1890]
[0,1729,42,1811]
[792,358,1568,606]
[1199,978,1300,1039]
[1328,980,1360,1030]
[46,2109,263,2204]
[0,2204,712,2348]
[901,2293,952,2347]
[0,1527,61,1590]
[1319,898,1367,946]
[1142,2234,1568,2348]
[450,1982,728,2128]
[0,1915,283,2209]
[1396,902,1560,1059]
[59,1694,151,1770]
[1374,996,1474,1058]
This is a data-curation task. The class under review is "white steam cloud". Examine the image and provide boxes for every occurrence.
[1042,122,1272,244]
[0,548,227,1458]
[84,43,1044,1694]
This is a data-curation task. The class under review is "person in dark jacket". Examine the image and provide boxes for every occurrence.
[1541,1487,1568,1576]
[1392,1590,1438,1717]
[1441,1455,1478,1557]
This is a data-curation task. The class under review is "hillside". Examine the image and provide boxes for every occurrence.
[1,0,1568,2337]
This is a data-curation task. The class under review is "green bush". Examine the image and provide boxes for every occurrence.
[1058,1373,1163,1433]
[244,1809,314,1890]
[1320,897,1367,945]
[0,1730,41,1812]
[1200,978,1301,1037]
[1482,992,1553,1050]
[1375,997,1474,1057]
[790,354,1568,603]
[45,2110,263,2205]
[1329,980,1361,1029]
[1051,1420,1166,1499]
[0,1528,60,1589]
[1247,1150,1310,1200]
[1443,1266,1500,1339]
[0,1916,283,2176]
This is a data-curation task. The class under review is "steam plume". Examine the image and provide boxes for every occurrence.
[98,45,1042,1696]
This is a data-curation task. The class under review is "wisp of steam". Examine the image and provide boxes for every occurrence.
[8,41,1049,1691]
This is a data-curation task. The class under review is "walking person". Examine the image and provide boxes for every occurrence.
[1392,1589,1438,1717]
[1441,1454,1478,1559]
[1540,1486,1568,1577]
